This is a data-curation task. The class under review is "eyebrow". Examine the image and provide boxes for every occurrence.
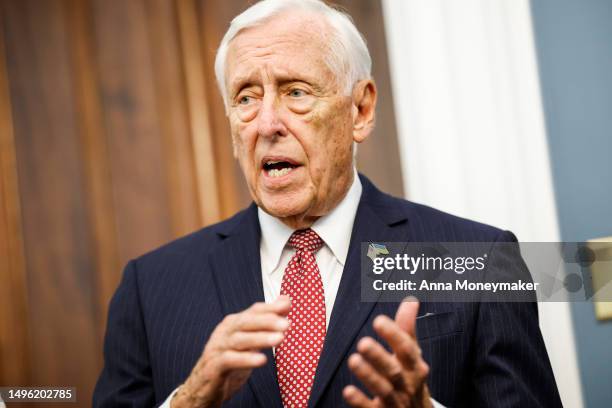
[229,72,261,99]
[229,70,320,98]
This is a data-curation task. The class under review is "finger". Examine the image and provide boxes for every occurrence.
[373,315,420,369]
[227,331,285,351]
[348,353,396,406]
[249,296,291,315]
[215,351,267,374]
[226,312,289,333]
[343,385,375,408]
[395,297,419,339]
[357,337,405,390]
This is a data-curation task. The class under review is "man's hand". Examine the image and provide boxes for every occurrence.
[343,299,432,408]
[171,297,290,408]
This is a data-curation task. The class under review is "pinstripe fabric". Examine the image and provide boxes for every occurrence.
[93,174,562,407]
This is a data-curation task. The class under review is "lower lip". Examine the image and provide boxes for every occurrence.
[261,166,302,187]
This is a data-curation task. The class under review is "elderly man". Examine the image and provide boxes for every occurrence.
[93,1,562,407]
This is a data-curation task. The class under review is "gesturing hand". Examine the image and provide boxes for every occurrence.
[343,299,432,408]
[171,296,290,408]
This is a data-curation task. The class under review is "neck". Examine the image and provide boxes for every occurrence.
[279,214,320,230]
[278,170,355,230]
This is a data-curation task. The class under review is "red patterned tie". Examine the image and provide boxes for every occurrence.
[275,228,326,408]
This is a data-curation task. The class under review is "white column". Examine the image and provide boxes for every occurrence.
[381,1,583,406]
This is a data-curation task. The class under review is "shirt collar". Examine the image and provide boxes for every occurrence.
[258,168,362,274]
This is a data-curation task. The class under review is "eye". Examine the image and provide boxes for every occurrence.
[238,95,253,105]
[288,88,306,98]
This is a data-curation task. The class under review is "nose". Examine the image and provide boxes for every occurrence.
[257,94,288,139]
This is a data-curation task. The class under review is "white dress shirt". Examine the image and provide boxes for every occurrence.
[161,170,442,407]
[258,169,362,326]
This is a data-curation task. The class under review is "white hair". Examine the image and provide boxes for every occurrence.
[214,0,372,108]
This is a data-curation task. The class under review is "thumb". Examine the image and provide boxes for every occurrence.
[394,297,419,338]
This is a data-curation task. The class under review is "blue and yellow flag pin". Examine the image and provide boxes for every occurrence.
[367,243,389,261]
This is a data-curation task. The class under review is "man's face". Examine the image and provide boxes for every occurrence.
[225,13,374,227]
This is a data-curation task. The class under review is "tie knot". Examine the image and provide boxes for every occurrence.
[288,228,324,252]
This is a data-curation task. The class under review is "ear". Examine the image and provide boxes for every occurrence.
[351,79,377,143]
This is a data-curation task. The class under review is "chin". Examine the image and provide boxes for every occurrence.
[259,190,313,219]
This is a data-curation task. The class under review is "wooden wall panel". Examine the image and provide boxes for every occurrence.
[65,0,120,340]
[0,9,30,386]
[1,0,101,403]
[175,0,221,225]
[146,0,202,235]
[90,0,174,266]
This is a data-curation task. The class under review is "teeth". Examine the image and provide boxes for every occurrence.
[266,160,281,165]
[268,167,292,177]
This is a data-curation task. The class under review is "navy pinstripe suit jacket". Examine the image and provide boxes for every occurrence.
[94,174,563,407]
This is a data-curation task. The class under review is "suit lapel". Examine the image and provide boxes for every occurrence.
[209,205,283,408]
[308,177,409,407]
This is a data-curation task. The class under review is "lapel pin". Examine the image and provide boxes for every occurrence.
[367,243,389,262]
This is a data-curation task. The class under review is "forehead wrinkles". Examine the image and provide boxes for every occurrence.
[226,13,339,87]
[233,37,306,66]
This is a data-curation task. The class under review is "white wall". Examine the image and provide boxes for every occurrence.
[381,1,583,406]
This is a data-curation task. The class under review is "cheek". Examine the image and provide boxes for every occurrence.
[301,118,352,181]
[230,121,257,162]
[309,104,353,154]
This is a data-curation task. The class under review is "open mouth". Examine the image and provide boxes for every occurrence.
[262,158,300,178]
